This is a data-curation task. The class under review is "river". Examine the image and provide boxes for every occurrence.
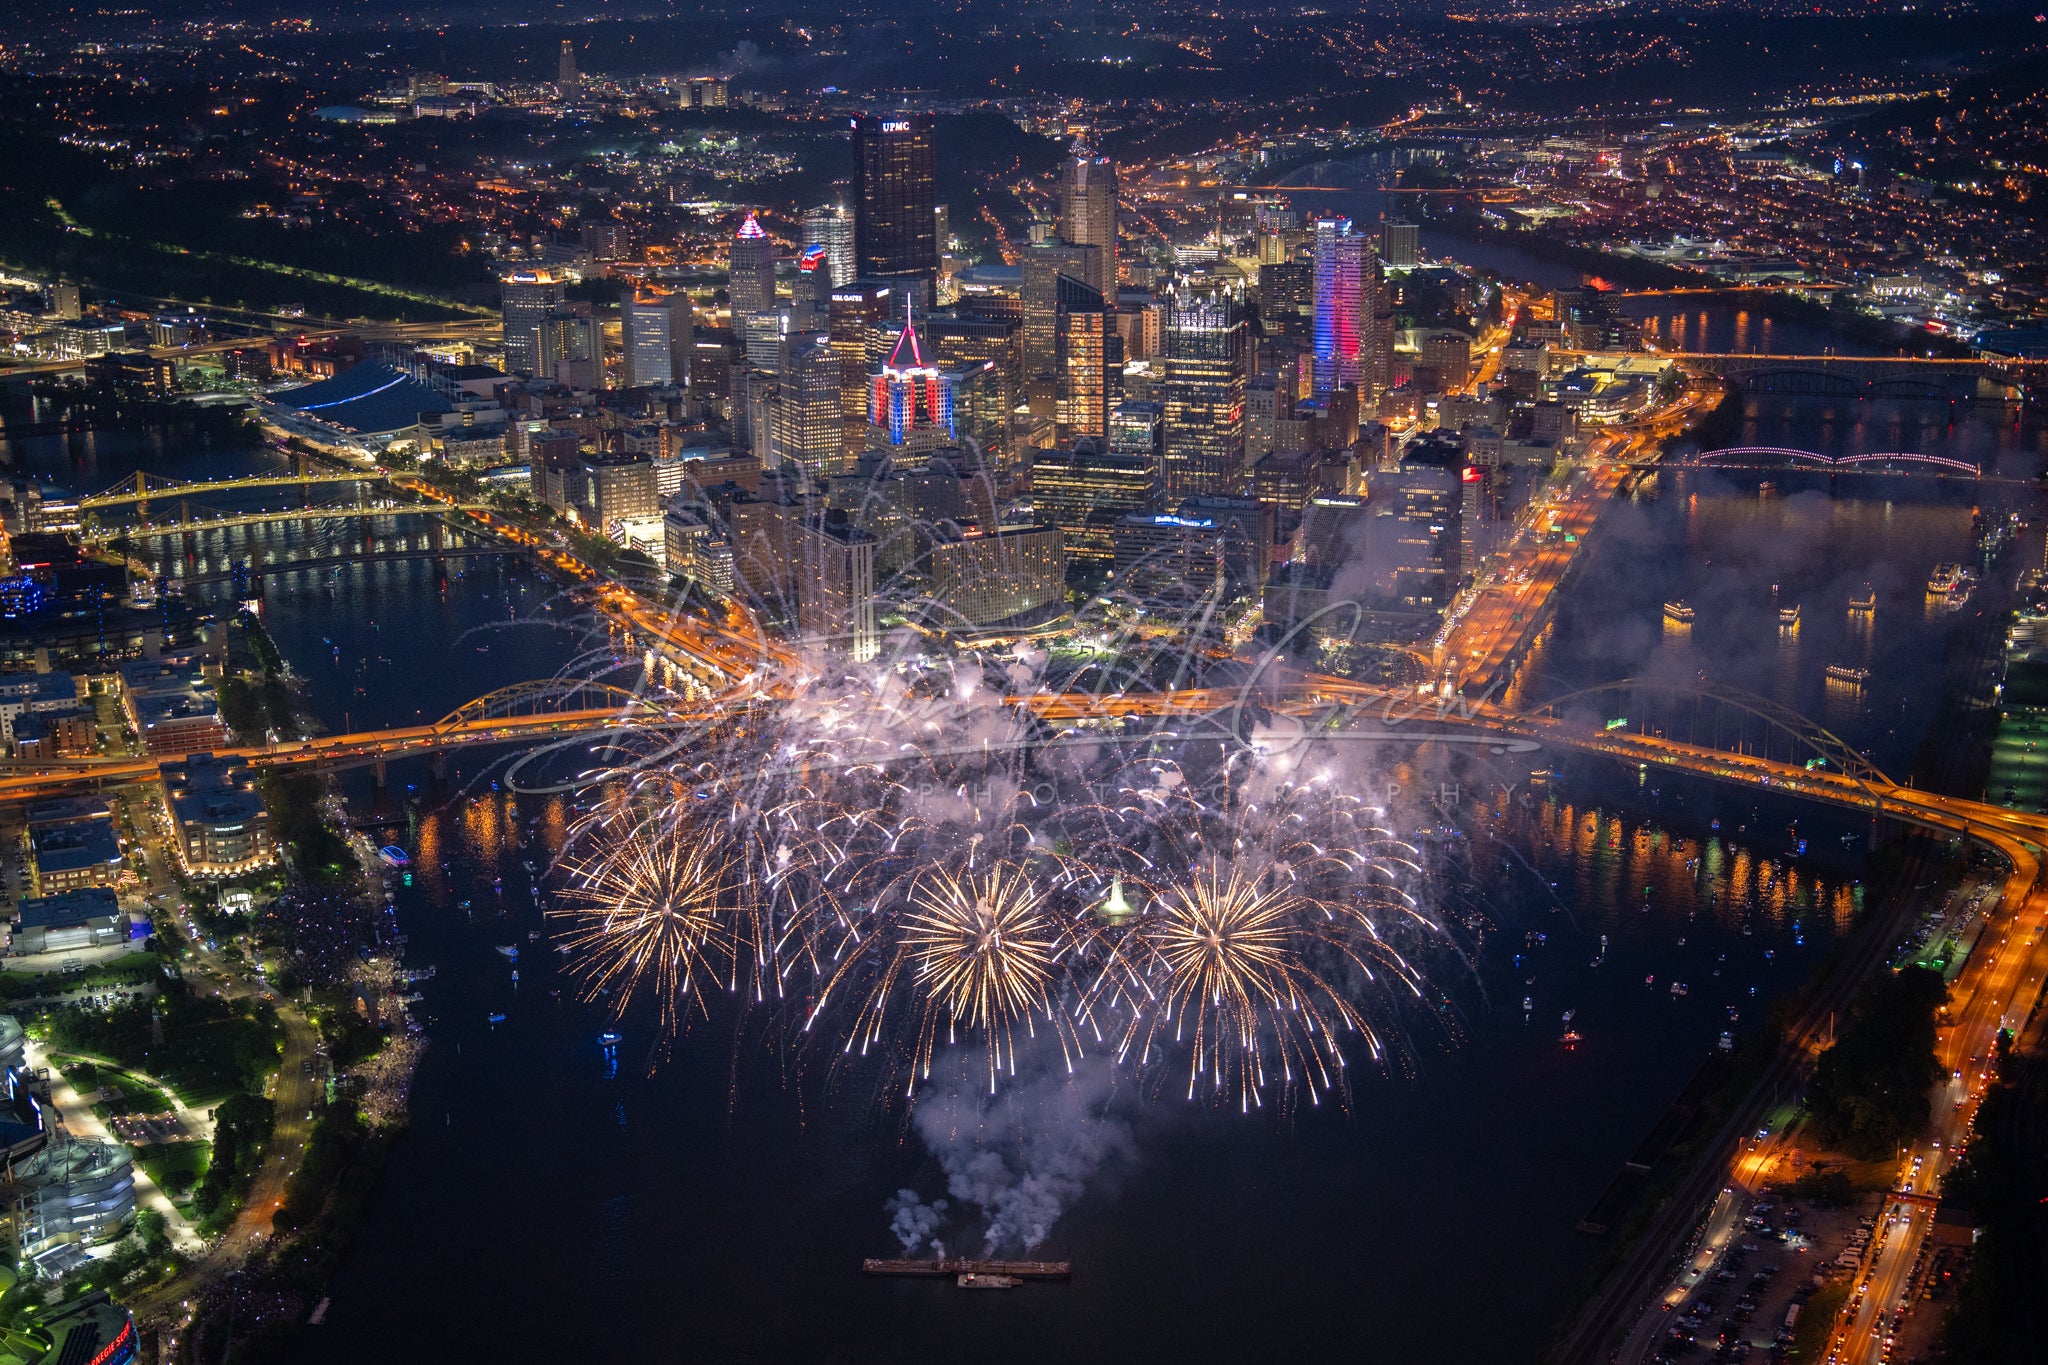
[0,413,2009,1362]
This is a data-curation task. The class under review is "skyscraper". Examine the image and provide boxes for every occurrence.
[1160,293,1248,503]
[797,509,878,662]
[773,337,846,477]
[1059,148,1118,296]
[1380,219,1419,268]
[1362,249,1395,397]
[500,271,566,377]
[1053,275,1109,446]
[557,40,578,90]
[865,299,958,466]
[729,213,777,320]
[800,204,855,290]
[621,291,692,389]
[1312,218,1365,397]
[852,114,937,304]
[537,306,598,389]
[1021,242,1100,420]
[829,279,897,463]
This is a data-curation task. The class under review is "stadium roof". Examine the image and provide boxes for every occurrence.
[272,361,454,436]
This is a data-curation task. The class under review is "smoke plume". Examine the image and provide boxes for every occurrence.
[905,1055,1133,1256]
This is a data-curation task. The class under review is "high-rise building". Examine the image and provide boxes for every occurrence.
[1160,293,1248,503]
[801,205,856,290]
[1362,250,1395,397]
[865,300,959,465]
[729,213,777,320]
[499,271,566,377]
[1312,218,1365,396]
[1258,257,1314,342]
[1380,219,1419,268]
[1053,275,1109,445]
[1416,329,1474,393]
[1111,496,1274,601]
[1024,240,1105,386]
[829,280,897,463]
[537,306,599,389]
[1059,149,1118,295]
[927,525,1067,631]
[621,291,693,388]
[926,312,1022,468]
[852,114,938,304]
[558,40,578,90]
[773,337,846,477]
[1031,440,1153,567]
[793,246,834,330]
[798,509,878,661]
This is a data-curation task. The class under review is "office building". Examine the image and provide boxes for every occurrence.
[773,337,847,477]
[621,291,693,388]
[1416,329,1474,393]
[729,213,778,320]
[852,114,938,304]
[160,753,273,878]
[797,509,878,661]
[1111,496,1274,601]
[830,280,898,463]
[1363,251,1395,396]
[1312,218,1365,396]
[500,271,566,377]
[1367,438,1465,611]
[1160,293,1248,503]
[1021,243,1101,418]
[801,205,855,290]
[1380,219,1419,268]
[1053,275,1110,445]
[1031,440,1153,567]
[557,39,578,90]
[571,450,660,531]
[1259,257,1314,342]
[537,306,598,389]
[865,301,960,464]
[28,818,122,895]
[927,525,1068,632]
[1059,149,1118,295]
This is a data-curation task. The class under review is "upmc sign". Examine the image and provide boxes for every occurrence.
[880,120,912,132]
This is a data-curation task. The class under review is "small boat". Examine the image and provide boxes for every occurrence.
[600,1030,623,1046]
[377,846,410,868]
[1560,1028,1582,1049]
[1662,600,1695,625]
[528,930,541,941]
[1718,1031,1735,1052]
[1778,604,1801,627]
[1848,585,1876,612]
[957,1274,1022,1290]
[1669,981,1689,997]
[555,943,574,956]
[487,1012,506,1023]
[495,945,520,961]
[1522,996,1534,1013]
[1824,664,1871,686]
[510,970,519,984]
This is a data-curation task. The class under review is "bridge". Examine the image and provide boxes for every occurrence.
[81,502,490,545]
[1659,351,2040,401]
[1635,446,2013,482]
[160,543,523,587]
[78,465,397,515]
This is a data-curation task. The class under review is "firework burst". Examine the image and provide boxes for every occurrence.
[548,803,756,1039]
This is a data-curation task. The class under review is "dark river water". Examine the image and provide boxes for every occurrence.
[2,382,2031,1361]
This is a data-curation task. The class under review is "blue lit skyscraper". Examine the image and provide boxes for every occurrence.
[1312,217,1363,397]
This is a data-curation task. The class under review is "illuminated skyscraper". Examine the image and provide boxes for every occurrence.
[621,290,692,388]
[852,114,937,304]
[500,271,565,377]
[773,337,847,477]
[729,213,777,320]
[865,299,957,465]
[797,509,878,662]
[1363,249,1394,396]
[1312,217,1364,396]
[557,40,578,90]
[1380,219,1419,268]
[1160,293,1247,503]
[1054,275,1109,446]
[1059,148,1118,295]
[829,280,897,463]
[800,204,855,289]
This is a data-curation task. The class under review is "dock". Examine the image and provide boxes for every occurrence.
[862,1258,1071,1280]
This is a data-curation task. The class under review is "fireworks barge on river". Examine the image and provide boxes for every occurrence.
[863,1258,1072,1285]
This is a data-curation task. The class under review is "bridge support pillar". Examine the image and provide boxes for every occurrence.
[372,758,388,788]
[429,752,449,785]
